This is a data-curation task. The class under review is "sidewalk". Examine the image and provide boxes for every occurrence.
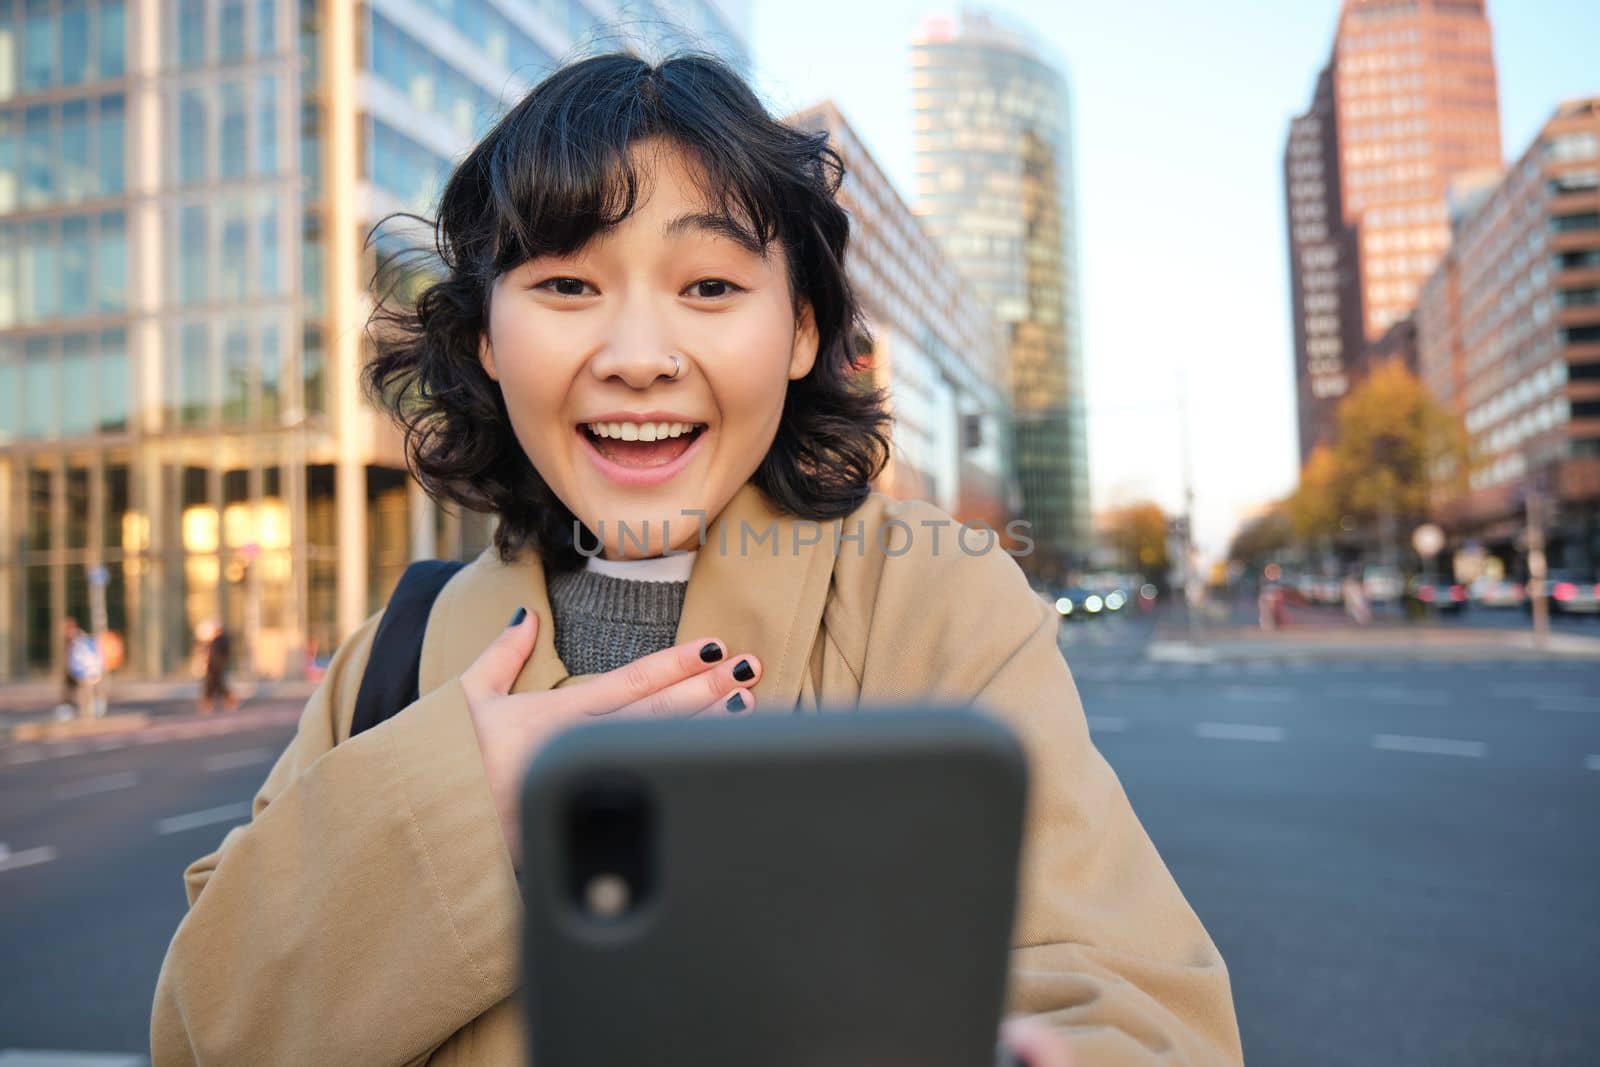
[1149,620,1600,663]
[0,677,320,717]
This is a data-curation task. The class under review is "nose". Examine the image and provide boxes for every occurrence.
[588,304,682,388]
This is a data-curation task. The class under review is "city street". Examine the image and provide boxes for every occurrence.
[2,612,1598,1064]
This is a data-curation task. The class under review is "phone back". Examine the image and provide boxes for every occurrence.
[518,705,1028,1067]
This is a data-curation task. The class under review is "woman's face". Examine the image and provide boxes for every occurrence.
[482,139,818,560]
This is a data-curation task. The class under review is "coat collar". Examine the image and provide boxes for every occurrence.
[418,482,838,712]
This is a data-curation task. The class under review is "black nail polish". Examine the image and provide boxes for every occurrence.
[508,607,527,627]
[726,692,746,712]
[699,642,723,663]
[732,659,754,683]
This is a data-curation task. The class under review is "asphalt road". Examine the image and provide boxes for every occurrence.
[2,616,1597,1064]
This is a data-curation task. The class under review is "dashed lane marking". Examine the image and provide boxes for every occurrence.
[201,747,277,773]
[1371,734,1486,758]
[54,771,140,800]
[1194,722,1286,743]
[155,802,251,836]
[0,845,59,874]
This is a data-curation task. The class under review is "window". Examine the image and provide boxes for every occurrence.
[258,202,279,294]
[62,333,95,436]
[219,79,246,179]
[218,199,248,300]
[1552,212,1600,233]
[97,93,125,194]
[256,75,277,172]
[222,326,250,425]
[60,215,90,316]
[23,3,57,92]
[178,203,208,304]
[178,87,207,183]
[260,322,281,423]
[176,0,205,66]
[23,336,57,439]
[175,321,211,426]
[99,328,129,432]
[60,98,92,200]
[61,0,90,84]
[219,0,245,61]
[99,0,125,77]
[96,209,126,310]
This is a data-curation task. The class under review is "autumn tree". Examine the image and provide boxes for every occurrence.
[1097,501,1171,576]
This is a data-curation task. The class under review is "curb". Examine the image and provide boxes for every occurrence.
[9,714,153,744]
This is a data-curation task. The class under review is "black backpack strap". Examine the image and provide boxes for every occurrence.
[350,559,467,738]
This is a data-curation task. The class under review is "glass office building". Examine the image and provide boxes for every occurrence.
[910,9,1090,581]
[0,0,751,680]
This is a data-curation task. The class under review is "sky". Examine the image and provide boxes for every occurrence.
[747,0,1600,556]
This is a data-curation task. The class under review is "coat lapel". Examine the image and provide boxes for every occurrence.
[417,482,838,712]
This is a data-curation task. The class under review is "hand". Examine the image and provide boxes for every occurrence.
[1000,1016,1075,1067]
[458,607,761,864]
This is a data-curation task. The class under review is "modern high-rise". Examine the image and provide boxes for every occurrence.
[1285,0,1502,460]
[910,8,1089,581]
[788,100,1016,534]
[1416,98,1600,568]
[0,0,751,681]
[1284,63,1367,464]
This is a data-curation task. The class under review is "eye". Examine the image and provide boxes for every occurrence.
[533,277,595,298]
[684,278,743,300]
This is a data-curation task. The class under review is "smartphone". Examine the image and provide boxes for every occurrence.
[518,705,1029,1067]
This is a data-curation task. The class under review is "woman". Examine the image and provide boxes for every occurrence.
[151,52,1241,1066]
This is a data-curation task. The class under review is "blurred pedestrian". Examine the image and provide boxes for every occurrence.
[199,619,238,716]
[1342,573,1370,625]
[62,616,105,719]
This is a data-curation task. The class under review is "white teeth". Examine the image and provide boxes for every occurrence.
[587,421,701,440]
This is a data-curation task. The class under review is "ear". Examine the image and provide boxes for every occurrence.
[787,302,819,381]
[478,332,498,382]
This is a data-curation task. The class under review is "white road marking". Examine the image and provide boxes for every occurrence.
[1221,686,1295,704]
[54,771,140,800]
[1085,715,1127,734]
[155,802,251,836]
[201,747,276,773]
[1371,734,1486,758]
[1195,722,1286,743]
[1585,755,1600,772]
[0,845,60,874]
[1361,687,1450,707]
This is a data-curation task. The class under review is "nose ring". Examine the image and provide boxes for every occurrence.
[667,354,682,380]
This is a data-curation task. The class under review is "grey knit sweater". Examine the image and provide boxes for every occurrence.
[546,567,688,675]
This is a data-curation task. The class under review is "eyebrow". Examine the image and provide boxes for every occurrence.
[661,211,767,258]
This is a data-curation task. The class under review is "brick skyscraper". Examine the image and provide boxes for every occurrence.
[1285,0,1503,462]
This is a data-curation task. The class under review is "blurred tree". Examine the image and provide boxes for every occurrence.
[1276,360,1467,555]
[1286,445,1342,541]
[1228,505,1292,565]
[1098,501,1170,575]
[1328,359,1468,528]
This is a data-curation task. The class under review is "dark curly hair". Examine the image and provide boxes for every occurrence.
[363,50,891,573]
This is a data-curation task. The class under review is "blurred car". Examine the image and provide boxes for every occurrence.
[1362,565,1403,603]
[1051,587,1107,621]
[1413,579,1469,614]
[1470,577,1525,609]
[1531,570,1600,615]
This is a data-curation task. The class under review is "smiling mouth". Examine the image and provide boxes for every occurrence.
[579,423,708,468]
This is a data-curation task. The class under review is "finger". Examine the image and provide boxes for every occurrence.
[460,606,539,702]
[999,1018,1074,1067]
[612,655,762,719]
[566,638,730,717]
[672,686,754,720]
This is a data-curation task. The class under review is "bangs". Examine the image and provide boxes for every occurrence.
[450,53,801,278]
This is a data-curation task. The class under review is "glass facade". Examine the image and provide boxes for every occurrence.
[1,0,753,680]
[910,10,1090,578]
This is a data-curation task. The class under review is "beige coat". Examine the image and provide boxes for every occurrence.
[151,483,1243,1065]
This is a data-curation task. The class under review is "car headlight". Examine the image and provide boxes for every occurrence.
[1055,597,1073,616]
[1106,591,1126,611]
[1085,595,1104,613]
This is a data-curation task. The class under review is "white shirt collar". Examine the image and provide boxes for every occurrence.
[584,549,698,583]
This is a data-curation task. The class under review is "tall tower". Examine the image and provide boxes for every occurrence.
[1285,0,1502,461]
[911,9,1089,581]
[1333,0,1502,341]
